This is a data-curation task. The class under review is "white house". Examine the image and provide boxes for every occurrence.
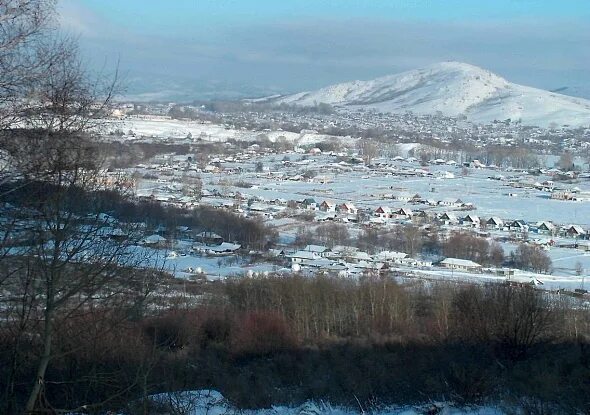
[440,258,482,272]
[288,250,320,263]
[301,198,318,210]
[394,192,420,202]
[338,202,358,215]
[303,244,330,256]
[375,206,392,219]
[207,242,241,254]
[141,234,166,247]
[486,217,504,229]
[536,221,555,235]
[438,198,463,207]
[566,225,586,238]
[439,212,458,225]
[462,214,480,228]
[320,200,337,212]
[375,250,408,264]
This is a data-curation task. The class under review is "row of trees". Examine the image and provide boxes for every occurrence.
[296,225,552,273]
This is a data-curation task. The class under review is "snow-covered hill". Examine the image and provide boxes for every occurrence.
[274,62,590,128]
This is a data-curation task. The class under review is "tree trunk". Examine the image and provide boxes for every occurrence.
[25,306,53,413]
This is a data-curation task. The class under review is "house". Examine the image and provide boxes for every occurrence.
[535,221,555,235]
[462,214,480,228]
[338,202,358,215]
[195,231,223,245]
[301,198,318,210]
[320,200,336,212]
[267,248,285,258]
[495,268,516,277]
[393,192,420,202]
[414,210,430,219]
[346,261,386,276]
[273,198,288,206]
[107,228,128,241]
[508,220,528,233]
[440,258,482,272]
[435,171,455,179]
[400,257,431,268]
[439,212,458,225]
[438,198,463,207]
[303,244,330,256]
[394,207,413,218]
[551,191,578,201]
[486,217,504,229]
[375,206,392,219]
[469,159,486,169]
[207,242,241,254]
[248,202,267,212]
[328,245,359,261]
[566,225,586,238]
[375,250,408,264]
[141,234,167,247]
[176,226,191,234]
[288,250,320,263]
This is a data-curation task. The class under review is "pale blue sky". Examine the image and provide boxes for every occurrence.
[59,0,590,99]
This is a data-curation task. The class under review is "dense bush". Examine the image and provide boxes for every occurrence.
[1,277,589,413]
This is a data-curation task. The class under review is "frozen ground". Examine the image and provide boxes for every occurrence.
[168,155,590,227]
[136,245,279,280]
[137,163,590,227]
[147,389,504,415]
[106,118,344,146]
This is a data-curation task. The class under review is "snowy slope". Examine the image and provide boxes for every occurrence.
[275,62,590,128]
[149,389,505,415]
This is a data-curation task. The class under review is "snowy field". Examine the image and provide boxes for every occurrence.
[106,117,345,146]
[113,116,590,289]
[144,154,590,227]
[147,389,504,415]
[136,245,280,280]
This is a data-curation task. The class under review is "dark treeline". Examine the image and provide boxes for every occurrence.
[2,276,589,413]
[169,101,336,117]
[0,180,276,250]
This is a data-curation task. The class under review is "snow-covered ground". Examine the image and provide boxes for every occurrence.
[106,117,344,146]
[135,244,279,280]
[154,155,590,227]
[131,146,590,286]
[147,389,504,415]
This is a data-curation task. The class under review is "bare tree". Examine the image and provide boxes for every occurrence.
[0,0,59,130]
[512,244,552,273]
[315,223,349,248]
[558,151,574,171]
[0,2,159,412]
[357,139,378,165]
[451,284,557,360]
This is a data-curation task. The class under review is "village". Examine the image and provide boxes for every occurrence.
[68,112,590,296]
